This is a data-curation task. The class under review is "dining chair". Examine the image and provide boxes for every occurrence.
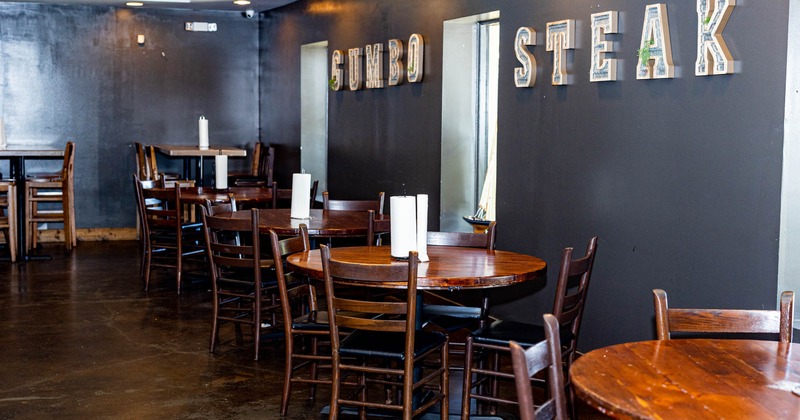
[270,180,319,209]
[25,141,76,252]
[321,245,449,419]
[227,141,262,180]
[422,221,497,329]
[0,181,18,262]
[202,207,281,360]
[269,226,336,415]
[134,175,205,294]
[510,314,568,420]
[462,236,598,419]
[147,145,181,183]
[653,289,795,343]
[322,190,385,213]
[233,143,274,187]
[134,142,153,181]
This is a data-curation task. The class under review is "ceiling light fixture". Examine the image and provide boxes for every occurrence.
[126,2,144,5]
[233,0,251,4]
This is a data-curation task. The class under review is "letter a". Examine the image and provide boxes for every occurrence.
[637,4,675,80]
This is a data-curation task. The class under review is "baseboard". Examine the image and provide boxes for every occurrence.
[36,227,139,242]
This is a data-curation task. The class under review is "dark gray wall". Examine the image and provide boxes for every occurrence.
[0,4,259,228]
[261,0,789,349]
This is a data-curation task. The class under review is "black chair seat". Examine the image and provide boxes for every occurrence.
[424,313,482,332]
[292,311,330,331]
[470,319,575,348]
[340,330,447,360]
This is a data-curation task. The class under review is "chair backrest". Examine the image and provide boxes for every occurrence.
[271,180,319,209]
[203,195,238,216]
[321,245,420,361]
[322,191,385,214]
[61,141,76,181]
[551,236,598,365]
[202,208,263,291]
[269,226,312,336]
[249,141,263,177]
[146,145,162,181]
[257,144,275,185]
[510,314,568,420]
[426,221,497,250]
[367,209,392,246]
[653,289,795,343]
[134,142,152,180]
[138,183,184,232]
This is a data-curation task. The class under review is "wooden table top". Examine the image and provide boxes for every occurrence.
[287,245,547,290]
[152,144,247,157]
[228,208,374,237]
[0,148,64,157]
[179,186,273,205]
[570,339,800,419]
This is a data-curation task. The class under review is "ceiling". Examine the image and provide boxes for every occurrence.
[6,0,297,12]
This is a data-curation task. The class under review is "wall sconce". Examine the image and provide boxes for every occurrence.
[137,34,145,46]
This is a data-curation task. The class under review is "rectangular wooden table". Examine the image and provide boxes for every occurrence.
[0,148,65,261]
[152,144,246,186]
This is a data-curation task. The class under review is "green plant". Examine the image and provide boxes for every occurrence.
[704,15,712,25]
[328,77,337,91]
[637,38,655,64]
[407,63,414,73]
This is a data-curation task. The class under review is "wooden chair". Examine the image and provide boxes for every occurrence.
[0,181,18,262]
[228,141,263,180]
[134,142,153,181]
[322,190,384,213]
[202,208,281,360]
[321,245,449,419]
[269,226,336,415]
[25,141,76,252]
[134,176,205,294]
[422,221,497,330]
[510,314,568,420]
[653,289,795,343]
[270,180,319,209]
[147,145,181,182]
[462,236,598,419]
[233,143,274,187]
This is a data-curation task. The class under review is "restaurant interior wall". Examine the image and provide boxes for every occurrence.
[260,0,791,349]
[0,3,259,230]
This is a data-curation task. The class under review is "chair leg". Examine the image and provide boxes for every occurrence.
[440,341,449,420]
[280,333,294,415]
[462,336,475,419]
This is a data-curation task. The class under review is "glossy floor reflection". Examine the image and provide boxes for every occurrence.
[0,241,607,419]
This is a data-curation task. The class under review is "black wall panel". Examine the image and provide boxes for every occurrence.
[0,4,259,228]
[261,0,789,349]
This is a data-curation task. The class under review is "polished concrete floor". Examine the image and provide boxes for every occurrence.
[0,241,606,419]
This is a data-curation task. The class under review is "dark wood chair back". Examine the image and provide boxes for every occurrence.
[322,191,385,213]
[510,314,568,420]
[271,180,319,209]
[321,245,449,417]
[427,221,496,249]
[654,289,795,343]
[366,209,391,246]
[134,142,152,180]
[552,236,598,365]
[202,208,274,359]
[421,221,498,321]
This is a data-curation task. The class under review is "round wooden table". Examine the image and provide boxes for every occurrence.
[225,208,374,237]
[179,186,273,205]
[570,339,800,419]
[287,245,547,290]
